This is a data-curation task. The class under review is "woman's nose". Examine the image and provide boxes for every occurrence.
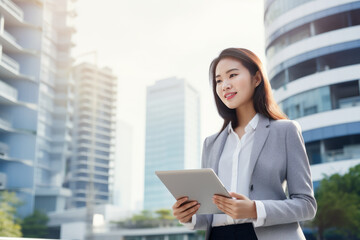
[222,80,231,91]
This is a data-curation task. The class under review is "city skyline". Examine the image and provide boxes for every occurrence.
[0,0,75,217]
[144,77,201,211]
[73,0,266,208]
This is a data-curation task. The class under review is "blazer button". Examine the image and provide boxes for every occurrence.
[250,184,254,191]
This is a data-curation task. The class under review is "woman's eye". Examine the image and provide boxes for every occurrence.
[230,73,237,78]
[216,79,222,84]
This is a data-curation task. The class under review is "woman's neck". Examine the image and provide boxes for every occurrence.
[235,106,257,128]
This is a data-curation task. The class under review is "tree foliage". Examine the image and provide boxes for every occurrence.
[313,164,360,240]
[112,209,178,229]
[21,210,49,238]
[155,208,176,220]
[0,191,22,237]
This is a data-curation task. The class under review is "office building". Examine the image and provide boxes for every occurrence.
[64,62,117,208]
[144,77,201,211]
[0,0,75,216]
[264,0,360,187]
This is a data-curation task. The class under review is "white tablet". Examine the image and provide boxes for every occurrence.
[155,168,231,214]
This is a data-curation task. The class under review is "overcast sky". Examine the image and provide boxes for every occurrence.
[74,0,266,211]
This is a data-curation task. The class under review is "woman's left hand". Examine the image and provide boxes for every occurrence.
[212,192,257,219]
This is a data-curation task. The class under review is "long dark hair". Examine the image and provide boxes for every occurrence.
[209,48,288,134]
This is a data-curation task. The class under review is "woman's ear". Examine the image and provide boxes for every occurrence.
[254,71,261,87]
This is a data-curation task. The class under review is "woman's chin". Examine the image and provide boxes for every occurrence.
[225,104,237,110]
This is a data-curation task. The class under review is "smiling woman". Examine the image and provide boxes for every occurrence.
[172,48,317,240]
[209,48,287,134]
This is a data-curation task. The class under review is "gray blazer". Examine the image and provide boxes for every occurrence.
[194,113,317,240]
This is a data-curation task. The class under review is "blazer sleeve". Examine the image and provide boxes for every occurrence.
[261,120,317,226]
[193,137,212,230]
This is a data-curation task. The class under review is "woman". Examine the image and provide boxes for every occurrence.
[172,48,317,240]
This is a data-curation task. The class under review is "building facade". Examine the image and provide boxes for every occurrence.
[0,0,75,217]
[264,0,360,187]
[65,62,117,208]
[144,77,201,211]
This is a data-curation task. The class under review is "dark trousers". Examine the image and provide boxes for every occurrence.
[209,223,258,240]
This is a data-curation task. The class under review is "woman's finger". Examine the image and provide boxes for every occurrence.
[173,197,188,210]
[179,204,200,222]
[215,202,232,216]
[214,200,234,214]
[178,201,198,213]
[213,195,235,206]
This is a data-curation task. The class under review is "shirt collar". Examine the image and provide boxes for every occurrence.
[227,113,260,134]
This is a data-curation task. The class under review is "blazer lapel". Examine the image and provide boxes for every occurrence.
[248,113,270,180]
[209,124,230,174]
[209,114,270,178]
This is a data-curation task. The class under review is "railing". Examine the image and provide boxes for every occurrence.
[0,238,57,240]
[2,29,17,43]
[0,79,18,100]
[1,53,20,72]
[323,145,360,163]
[339,96,360,108]
[0,117,11,128]
[0,141,9,157]
[0,0,24,19]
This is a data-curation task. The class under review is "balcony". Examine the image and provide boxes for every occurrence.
[0,29,19,49]
[0,141,9,157]
[0,0,24,21]
[0,79,17,101]
[323,145,360,163]
[339,96,360,109]
[1,52,20,73]
[0,117,11,129]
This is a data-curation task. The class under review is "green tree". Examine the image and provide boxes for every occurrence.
[131,210,154,221]
[313,164,360,240]
[155,208,175,220]
[0,191,22,237]
[21,210,49,238]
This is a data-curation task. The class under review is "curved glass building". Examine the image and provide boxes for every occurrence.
[264,0,360,188]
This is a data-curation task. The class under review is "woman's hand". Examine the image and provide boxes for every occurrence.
[212,192,257,219]
[172,196,200,223]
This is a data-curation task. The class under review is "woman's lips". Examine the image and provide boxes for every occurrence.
[225,92,237,100]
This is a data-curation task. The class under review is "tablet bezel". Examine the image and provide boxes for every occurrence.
[155,168,231,214]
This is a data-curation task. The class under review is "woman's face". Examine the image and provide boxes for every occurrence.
[215,57,260,110]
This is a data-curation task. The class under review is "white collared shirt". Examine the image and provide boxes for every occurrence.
[181,113,266,228]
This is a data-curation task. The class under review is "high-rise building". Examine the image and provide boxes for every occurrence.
[264,0,360,188]
[0,0,76,217]
[144,77,201,211]
[64,62,117,208]
[114,119,134,214]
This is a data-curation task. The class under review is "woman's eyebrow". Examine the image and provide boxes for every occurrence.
[215,68,239,78]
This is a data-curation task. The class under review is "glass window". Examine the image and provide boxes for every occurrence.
[314,12,348,35]
[95,166,108,173]
[265,0,314,26]
[280,86,331,119]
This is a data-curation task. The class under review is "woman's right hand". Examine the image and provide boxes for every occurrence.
[172,196,200,223]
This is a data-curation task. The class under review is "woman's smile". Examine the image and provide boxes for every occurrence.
[225,92,237,100]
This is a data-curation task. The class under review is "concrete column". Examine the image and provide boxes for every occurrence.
[347,11,352,27]
[0,14,4,34]
[310,21,316,36]
[320,140,326,163]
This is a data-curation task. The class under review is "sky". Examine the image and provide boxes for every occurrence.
[73,0,266,211]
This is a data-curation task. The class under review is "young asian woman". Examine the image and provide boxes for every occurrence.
[172,48,317,240]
